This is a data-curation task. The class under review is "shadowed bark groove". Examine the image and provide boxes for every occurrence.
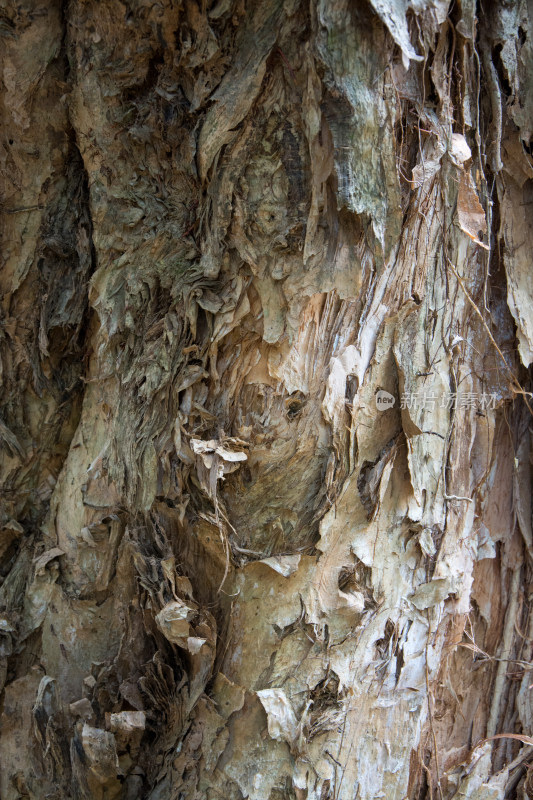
[1,1,533,799]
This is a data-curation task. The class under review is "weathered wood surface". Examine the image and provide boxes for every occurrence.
[1,1,532,798]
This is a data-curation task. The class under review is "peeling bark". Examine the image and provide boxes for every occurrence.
[1,1,533,799]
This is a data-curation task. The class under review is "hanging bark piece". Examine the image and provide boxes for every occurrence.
[457,171,489,250]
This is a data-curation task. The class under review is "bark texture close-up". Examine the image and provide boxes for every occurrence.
[1,0,533,798]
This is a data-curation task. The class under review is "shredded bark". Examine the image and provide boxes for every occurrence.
[0,1,532,799]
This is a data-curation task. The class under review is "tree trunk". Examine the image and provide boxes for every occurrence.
[1,1,533,798]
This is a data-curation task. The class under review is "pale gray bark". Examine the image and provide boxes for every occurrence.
[1,1,533,799]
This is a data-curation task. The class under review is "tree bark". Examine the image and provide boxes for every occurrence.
[1,1,533,798]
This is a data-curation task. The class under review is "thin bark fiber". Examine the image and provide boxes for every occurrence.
[1,1,533,798]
